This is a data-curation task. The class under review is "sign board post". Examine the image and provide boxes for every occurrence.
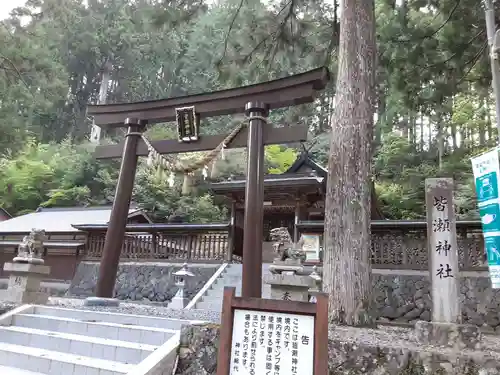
[216,287,328,375]
[471,149,500,289]
[425,178,461,323]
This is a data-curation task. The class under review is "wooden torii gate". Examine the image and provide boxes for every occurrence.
[88,67,330,299]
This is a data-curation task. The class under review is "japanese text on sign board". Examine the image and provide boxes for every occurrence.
[430,194,455,279]
[229,310,314,375]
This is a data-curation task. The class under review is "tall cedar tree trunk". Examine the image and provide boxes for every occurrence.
[323,0,376,326]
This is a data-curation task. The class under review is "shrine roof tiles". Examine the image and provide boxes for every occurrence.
[208,175,324,191]
[0,206,151,233]
[285,152,327,176]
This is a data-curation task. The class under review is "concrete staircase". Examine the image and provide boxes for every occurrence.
[194,264,272,311]
[0,305,202,375]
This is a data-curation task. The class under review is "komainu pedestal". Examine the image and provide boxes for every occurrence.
[264,271,315,302]
[266,227,315,302]
[0,262,50,304]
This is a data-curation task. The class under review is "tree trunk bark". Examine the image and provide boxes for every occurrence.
[323,0,376,327]
[437,116,444,169]
[479,90,486,146]
[420,110,425,151]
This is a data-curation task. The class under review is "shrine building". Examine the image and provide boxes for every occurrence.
[208,151,385,262]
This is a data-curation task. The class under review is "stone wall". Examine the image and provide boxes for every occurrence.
[174,323,500,375]
[0,279,69,297]
[0,302,17,315]
[176,324,219,375]
[373,272,500,331]
[67,262,219,303]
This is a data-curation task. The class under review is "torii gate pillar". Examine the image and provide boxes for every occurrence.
[95,118,146,298]
[241,102,268,298]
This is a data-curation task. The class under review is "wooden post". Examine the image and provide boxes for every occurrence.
[425,178,461,323]
[242,102,268,298]
[152,233,158,257]
[226,199,236,262]
[95,118,146,298]
[293,197,306,243]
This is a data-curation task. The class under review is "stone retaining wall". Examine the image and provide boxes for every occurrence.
[0,279,69,298]
[373,272,500,331]
[175,323,500,375]
[0,302,18,315]
[67,262,220,303]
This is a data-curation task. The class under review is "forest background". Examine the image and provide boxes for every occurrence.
[0,0,495,222]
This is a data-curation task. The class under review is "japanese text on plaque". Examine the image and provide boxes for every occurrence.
[229,310,314,375]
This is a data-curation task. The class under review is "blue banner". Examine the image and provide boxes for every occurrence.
[471,149,500,289]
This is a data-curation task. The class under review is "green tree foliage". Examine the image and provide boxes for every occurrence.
[265,145,297,174]
[0,139,98,214]
[0,0,499,221]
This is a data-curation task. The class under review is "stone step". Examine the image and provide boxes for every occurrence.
[220,271,272,279]
[0,365,46,375]
[12,314,176,346]
[207,282,271,294]
[211,281,240,290]
[33,305,198,330]
[223,267,271,277]
[222,269,243,276]
[203,286,271,300]
[0,342,133,375]
[212,275,242,284]
[0,326,155,364]
[195,301,223,311]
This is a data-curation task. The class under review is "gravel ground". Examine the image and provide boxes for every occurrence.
[47,296,222,323]
[5,296,500,361]
[330,325,500,358]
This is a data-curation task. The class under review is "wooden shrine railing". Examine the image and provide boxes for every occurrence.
[83,223,232,262]
[79,220,486,269]
[297,220,486,271]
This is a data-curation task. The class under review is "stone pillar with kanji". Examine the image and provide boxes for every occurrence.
[415,178,482,350]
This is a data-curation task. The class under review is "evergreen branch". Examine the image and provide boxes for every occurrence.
[0,21,14,38]
[324,0,339,67]
[0,54,31,92]
[456,41,487,85]
[323,21,339,67]
[241,0,293,65]
[396,0,461,43]
[217,0,245,66]
[417,29,485,70]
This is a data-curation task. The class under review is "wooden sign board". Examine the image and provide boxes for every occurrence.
[216,287,328,375]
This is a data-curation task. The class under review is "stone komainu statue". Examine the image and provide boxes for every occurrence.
[269,227,306,263]
[15,228,46,263]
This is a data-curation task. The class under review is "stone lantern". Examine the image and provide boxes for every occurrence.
[168,263,194,309]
